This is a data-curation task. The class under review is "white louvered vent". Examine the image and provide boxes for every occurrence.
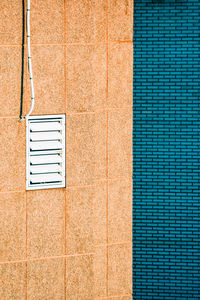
[26,115,66,190]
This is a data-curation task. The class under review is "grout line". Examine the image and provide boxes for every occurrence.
[25,262,28,299]
[96,177,132,183]
[88,106,134,113]
[63,1,67,298]
[0,106,133,120]
[66,183,96,190]
[0,242,132,266]
[0,252,96,266]
[66,178,132,190]
[0,44,22,47]
[64,192,67,300]
[96,294,132,299]
[0,190,26,194]
[63,0,67,254]
[107,177,132,182]
[66,183,96,189]
[0,177,132,195]
[106,175,109,297]
[30,43,67,46]
[63,111,96,116]
[64,193,67,300]
[95,241,132,248]
[0,116,20,119]
[115,40,133,43]
[106,0,109,296]
[25,192,28,258]
[66,111,93,115]
[25,192,28,299]
[106,106,133,111]
[0,41,133,47]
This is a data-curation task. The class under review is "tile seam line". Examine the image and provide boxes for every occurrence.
[0,106,133,119]
[25,192,28,299]
[0,41,133,47]
[106,0,109,296]
[0,252,96,265]
[96,294,132,299]
[63,0,67,299]
[95,241,132,247]
[0,178,132,194]
[0,245,133,266]
[25,262,27,299]
[0,243,132,262]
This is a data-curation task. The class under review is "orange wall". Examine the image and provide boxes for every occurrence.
[0,0,133,299]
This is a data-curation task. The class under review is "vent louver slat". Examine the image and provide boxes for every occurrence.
[30,164,62,174]
[30,131,62,141]
[30,122,62,131]
[30,141,62,151]
[30,154,62,164]
[30,174,63,184]
[26,115,66,190]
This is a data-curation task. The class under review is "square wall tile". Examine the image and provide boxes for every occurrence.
[108,243,132,296]
[108,110,132,179]
[108,43,133,108]
[27,258,65,299]
[0,119,26,192]
[94,246,107,298]
[66,0,106,43]
[66,182,106,255]
[108,0,133,41]
[31,0,64,44]
[66,254,94,300]
[0,192,26,262]
[0,47,21,117]
[95,112,107,180]
[66,45,106,113]
[94,183,107,245]
[108,180,132,244]
[66,113,95,186]
[27,189,65,258]
[28,46,65,115]
[0,1,22,44]
[0,262,26,299]
[66,186,94,255]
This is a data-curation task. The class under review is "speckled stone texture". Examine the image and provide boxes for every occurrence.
[0,0,133,298]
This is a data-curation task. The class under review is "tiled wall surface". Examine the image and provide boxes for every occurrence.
[133,0,200,299]
[0,0,133,299]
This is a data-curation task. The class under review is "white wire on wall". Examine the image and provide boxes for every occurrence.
[20,0,35,121]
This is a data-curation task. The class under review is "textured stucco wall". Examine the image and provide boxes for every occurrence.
[0,0,133,299]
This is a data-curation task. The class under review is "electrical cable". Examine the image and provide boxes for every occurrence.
[19,0,35,121]
[19,0,25,120]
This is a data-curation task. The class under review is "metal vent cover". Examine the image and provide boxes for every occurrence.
[26,114,66,190]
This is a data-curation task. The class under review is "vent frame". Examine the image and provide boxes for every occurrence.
[26,114,66,190]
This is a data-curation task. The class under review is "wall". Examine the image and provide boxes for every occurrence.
[133,0,200,299]
[0,0,133,299]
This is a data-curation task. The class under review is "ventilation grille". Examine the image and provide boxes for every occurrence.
[26,115,66,190]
